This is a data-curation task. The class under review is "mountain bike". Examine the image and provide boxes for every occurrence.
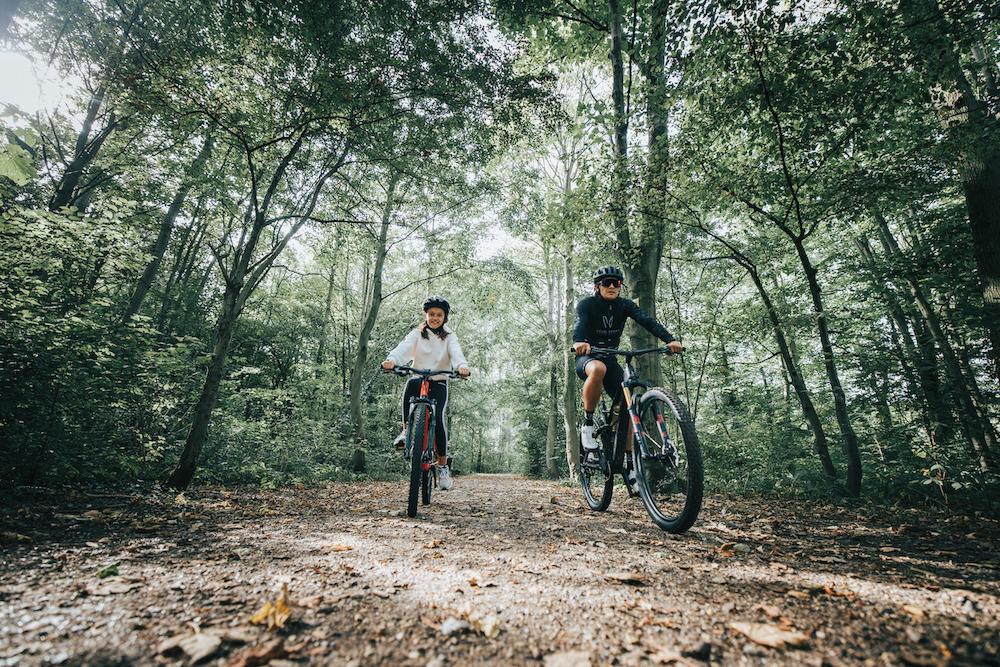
[386,366,464,518]
[577,347,703,534]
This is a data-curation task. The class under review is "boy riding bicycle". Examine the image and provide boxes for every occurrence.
[573,266,684,484]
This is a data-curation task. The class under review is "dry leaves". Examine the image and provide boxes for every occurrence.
[0,531,32,543]
[158,632,223,663]
[544,650,592,667]
[607,571,648,586]
[227,638,287,667]
[250,583,292,630]
[87,580,141,596]
[730,621,809,649]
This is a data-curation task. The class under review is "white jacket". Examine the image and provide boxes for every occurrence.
[385,325,470,380]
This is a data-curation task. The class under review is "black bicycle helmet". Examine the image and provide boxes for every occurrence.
[592,266,625,283]
[423,295,451,316]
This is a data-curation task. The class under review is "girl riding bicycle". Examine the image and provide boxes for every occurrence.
[382,296,470,490]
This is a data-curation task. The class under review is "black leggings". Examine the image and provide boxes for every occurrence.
[402,378,449,457]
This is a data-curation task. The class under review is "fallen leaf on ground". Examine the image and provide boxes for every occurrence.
[756,604,782,619]
[158,632,222,663]
[0,531,32,543]
[227,638,286,667]
[88,581,140,596]
[423,539,443,549]
[730,621,808,649]
[250,583,292,630]
[902,604,926,620]
[97,563,120,579]
[83,509,105,522]
[647,647,685,664]
[470,613,501,638]
[298,594,323,608]
[607,572,647,586]
[440,617,470,636]
[324,544,353,553]
[544,650,591,667]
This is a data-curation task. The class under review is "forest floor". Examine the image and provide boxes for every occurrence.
[1,475,999,667]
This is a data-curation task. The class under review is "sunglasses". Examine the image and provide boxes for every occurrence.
[598,279,623,288]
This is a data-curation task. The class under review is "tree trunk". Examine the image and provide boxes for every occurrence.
[876,213,996,472]
[899,0,1000,380]
[348,173,399,452]
[962,151,1000,381]
[167,284,239,488]
[50,86,113,211]
[316,266,337,369]
[123,136,214,324]
[544,244,559,478]
[854,235,954,447]
[563,246,580,477]
[791,239,862,495]
[745,263,836,479]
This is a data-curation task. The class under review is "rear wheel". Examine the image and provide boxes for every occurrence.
[632,389,703,533]
[580,427,613,511]
[407,407,431,518]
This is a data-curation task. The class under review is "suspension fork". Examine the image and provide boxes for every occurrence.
[419,379,436,471]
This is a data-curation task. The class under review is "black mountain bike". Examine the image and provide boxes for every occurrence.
[578,347,703,534]
[387,366,463,518]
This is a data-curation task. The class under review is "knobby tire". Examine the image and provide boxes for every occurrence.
[407,406,431,518]
[633,388,703,534]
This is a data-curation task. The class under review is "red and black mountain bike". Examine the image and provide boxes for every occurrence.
[386,366,464,518]
[578,347,703,534]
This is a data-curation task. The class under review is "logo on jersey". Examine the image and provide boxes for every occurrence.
[603,315,614,328]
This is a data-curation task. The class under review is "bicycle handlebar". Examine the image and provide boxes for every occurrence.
[571,345,683,357]
[384,365,468,379]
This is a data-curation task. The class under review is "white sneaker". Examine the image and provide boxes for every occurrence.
[437,465,454,490]
[581,424,600,451]
[393,428,406,450]
[625,465,640,495]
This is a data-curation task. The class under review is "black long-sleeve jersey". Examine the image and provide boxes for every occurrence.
[573,295,675,350]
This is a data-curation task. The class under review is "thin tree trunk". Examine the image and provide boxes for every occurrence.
[876,213,996,472]
[854,235,954,447]
[544,243,559,478]
[316,266,337,368]
[791,238,862,495]
[563,246,580,477]
[123,136,214,323]
[348,172,399,456]
[745,263,836,479]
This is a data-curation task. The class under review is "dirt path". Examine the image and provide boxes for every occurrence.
[2,475,999,666]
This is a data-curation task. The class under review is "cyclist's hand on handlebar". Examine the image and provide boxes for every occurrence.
[573,342,591,355]
[381,359,395,371]
[667,340,685,354]
[458,367,471,378]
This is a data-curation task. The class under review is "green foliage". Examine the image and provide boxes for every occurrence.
[1,0,997,506]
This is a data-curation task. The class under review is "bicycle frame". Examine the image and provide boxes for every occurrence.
[389,366,462,467]
[592,348,675,466]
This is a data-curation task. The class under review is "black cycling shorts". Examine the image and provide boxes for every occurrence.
[575,354,624,401]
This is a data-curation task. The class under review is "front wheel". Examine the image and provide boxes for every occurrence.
[633,389,703,533]
[407,407,431,518]
[422,466,433,505]
[579,431,613,511]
